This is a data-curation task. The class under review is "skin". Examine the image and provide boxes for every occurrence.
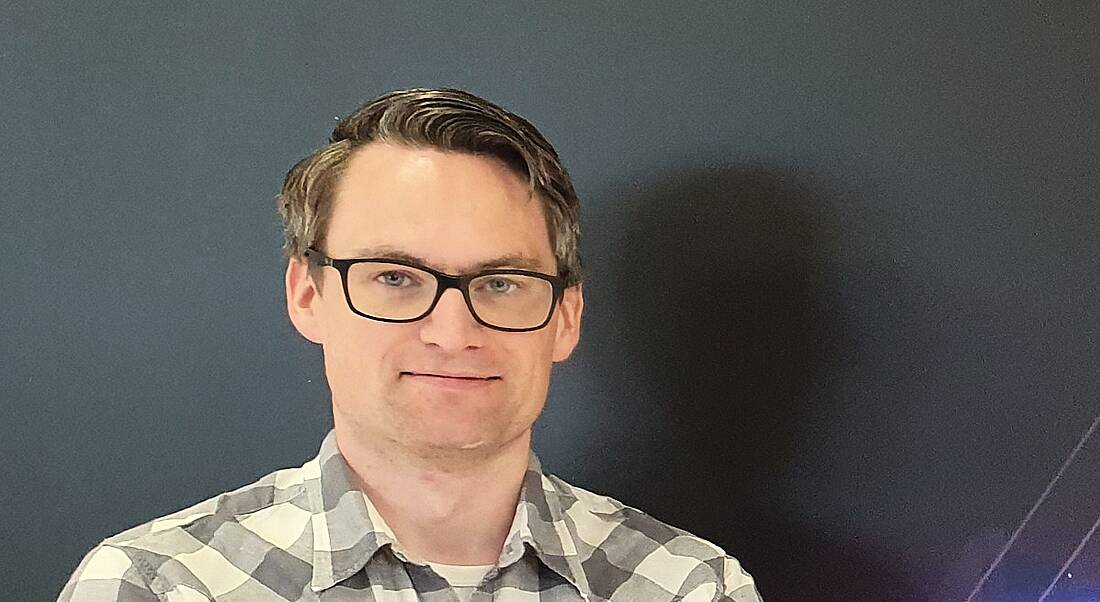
[285,142,583,565]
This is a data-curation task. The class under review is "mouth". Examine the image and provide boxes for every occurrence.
[400,371,502,393]
[400,371,502,381]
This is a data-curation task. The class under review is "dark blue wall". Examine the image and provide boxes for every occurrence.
[3,3,1098,600]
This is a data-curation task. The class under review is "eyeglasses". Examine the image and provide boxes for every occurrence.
[303,248,567,333]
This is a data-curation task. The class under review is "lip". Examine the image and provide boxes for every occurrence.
[400,371,502,391]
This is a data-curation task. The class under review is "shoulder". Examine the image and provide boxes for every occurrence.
[104,463,309,547]
[542,473,761,601]
[542,472,728,561]
[60,464,311,601]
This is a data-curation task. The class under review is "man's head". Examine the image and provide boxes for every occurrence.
[279,89,584,461]
[279,88,583,288]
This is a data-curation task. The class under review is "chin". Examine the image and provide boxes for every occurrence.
[413,422,522,454]
[423,429,495,450]
[405,437,493,460]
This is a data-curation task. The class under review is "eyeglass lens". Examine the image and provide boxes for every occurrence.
[345,262,554,329]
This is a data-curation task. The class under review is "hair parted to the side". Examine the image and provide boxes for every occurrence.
[277,88,583,287]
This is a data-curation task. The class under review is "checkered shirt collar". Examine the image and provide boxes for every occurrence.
[305,430,591,599]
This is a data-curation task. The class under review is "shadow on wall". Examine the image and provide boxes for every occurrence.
[582,165,921,601]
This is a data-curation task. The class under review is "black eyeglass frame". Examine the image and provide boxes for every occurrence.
[303,247,568,333]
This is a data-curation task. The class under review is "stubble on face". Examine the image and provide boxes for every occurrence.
[377,369,548,460]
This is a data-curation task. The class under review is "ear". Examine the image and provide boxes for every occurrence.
[285,257,325,345]
[551,284,584,362]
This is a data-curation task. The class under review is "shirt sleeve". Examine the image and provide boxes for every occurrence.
[57,545,162,602]
[717,555,763,602]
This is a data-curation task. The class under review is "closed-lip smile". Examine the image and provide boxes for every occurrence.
[400,371,501,391]
[400,371,503,396]
[401,371,502,380]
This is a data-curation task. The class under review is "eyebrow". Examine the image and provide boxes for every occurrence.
[340,245,550,273]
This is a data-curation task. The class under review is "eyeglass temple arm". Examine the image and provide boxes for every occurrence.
[302,249,333,267]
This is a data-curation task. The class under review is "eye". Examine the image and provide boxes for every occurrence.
[482,277,519,294]
[376,270,419,287]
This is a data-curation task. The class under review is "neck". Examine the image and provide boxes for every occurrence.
[333,421,532,566]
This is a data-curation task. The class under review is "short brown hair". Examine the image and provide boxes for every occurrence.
[277,88,583,286]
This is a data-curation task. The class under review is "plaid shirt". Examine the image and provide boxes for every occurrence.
[59,430,762,601]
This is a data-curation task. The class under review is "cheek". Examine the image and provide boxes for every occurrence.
[503,333,558,392]
[321,315,401,384]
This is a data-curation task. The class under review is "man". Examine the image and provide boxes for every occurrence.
[59,88,762,601]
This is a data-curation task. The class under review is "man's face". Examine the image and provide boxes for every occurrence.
[286,143,583,460]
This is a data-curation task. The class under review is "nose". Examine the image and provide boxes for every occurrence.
[417,288,486,351]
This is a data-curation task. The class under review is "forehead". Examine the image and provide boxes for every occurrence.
[325,143,555,272]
